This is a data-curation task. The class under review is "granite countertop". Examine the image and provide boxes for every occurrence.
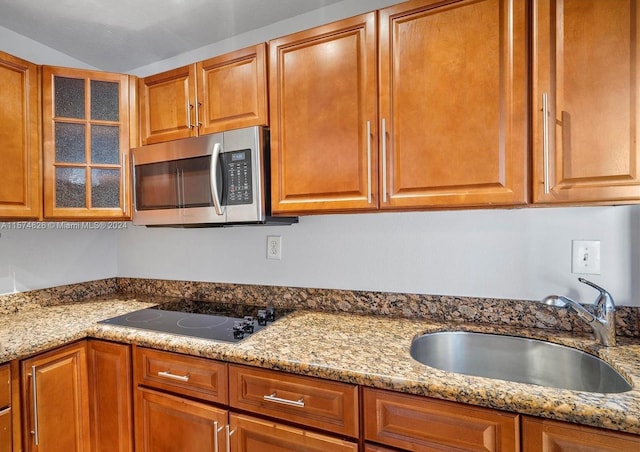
[1,297,639,435]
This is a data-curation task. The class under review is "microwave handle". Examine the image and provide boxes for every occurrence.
[210,142,224,215]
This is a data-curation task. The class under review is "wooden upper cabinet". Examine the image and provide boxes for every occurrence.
[269,13,379,214]
[197,43,268,135]
[139,43,268,145]
[42,66,135,220]
[0,51,41,219]
[379,0,528,209]
[139,64,196,144]
[532,0,640,204]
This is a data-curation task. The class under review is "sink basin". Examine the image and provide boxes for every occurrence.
[410,331,632,393]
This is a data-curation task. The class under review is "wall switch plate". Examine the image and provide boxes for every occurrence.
[572,240,601,275]
[267,235,282,260]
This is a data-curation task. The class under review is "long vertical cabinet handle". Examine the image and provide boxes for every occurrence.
[225,424,235,452]
[366,121,372,204]
[187,102,194,129]
[542,93,551,194]
[213,421,222,452]
[381,118,388,203]
[196,101,203,128]
[30,366,40,446]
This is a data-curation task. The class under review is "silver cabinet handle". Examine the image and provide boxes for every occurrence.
[196,101,203,127]
[210,142,224,215]
[263,392,305,408]
[366,120,372,204]
[542,92,550,194]
[225,424,235,452]
[381,118,387,203]
[214,421,224,452]
[30,366,39,446]
[187,102,194,129]
[0,407,10,416]
[157,370,190,382]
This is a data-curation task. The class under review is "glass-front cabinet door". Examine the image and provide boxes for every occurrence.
[42,66,135,219]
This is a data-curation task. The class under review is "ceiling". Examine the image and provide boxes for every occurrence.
[0,0,345,72]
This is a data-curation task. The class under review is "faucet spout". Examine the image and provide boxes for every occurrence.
[541,279,616,346]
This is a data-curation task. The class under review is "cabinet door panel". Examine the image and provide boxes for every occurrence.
[230,413,358,452]
[0,51,40,219]
[21,342,90,452]
[379,0,527,208]
[135,386,227,452]
[533,0,640,203]
[198,43,268,134]
[523,416,640,451]
[270,13,378,213]
[139,65,196,144]
[87,340,133,452]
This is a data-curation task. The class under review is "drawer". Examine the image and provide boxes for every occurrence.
[230,413,358,452]
[0,364,9,408]
[363,388,520,452]
[229,364,358,438]
[134,347,228,404]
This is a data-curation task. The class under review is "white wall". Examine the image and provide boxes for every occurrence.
[0,226,117,295]
[116,206,640,306]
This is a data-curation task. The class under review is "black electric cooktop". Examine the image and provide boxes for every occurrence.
[98,299,291,343]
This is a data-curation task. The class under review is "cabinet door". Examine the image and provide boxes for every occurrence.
[87,340,133,452]
[379,0,528,209]
[363,388,520,452]
[139,64,197,145]
[42,66,133,219]
[0,50,41,219]
[135,386,228,452]
[0,363,10,452]
[269,12,379,214]
[523,416,640,451]
[197,43,268,135]
[21,341,90,452]
[533,0,640,203]
[230,413,358,452]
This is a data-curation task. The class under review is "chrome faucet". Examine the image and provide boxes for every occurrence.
[542,278,616,346]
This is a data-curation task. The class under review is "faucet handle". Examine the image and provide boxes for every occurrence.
[578,277,616,313]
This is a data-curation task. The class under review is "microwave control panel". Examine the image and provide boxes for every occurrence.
[222,149,253,205]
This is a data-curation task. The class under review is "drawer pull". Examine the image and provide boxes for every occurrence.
[158,370,190,382]
[0,407,10,416]
[263,392,305,408]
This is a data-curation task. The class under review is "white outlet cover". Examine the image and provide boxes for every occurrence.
[267,235,282,260]
[571,240,601,275]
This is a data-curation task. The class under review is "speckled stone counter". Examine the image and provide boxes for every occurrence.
[1,296,639,436]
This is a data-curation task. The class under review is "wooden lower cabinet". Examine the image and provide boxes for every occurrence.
[230,413,358,451]
[522,416,640,451]
[135,386,228,452]
[363,387,520,451]
[20,341,90,452]
[87,340,133,452]
[0,363,11,452]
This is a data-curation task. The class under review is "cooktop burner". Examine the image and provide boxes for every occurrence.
[98,300,291,343]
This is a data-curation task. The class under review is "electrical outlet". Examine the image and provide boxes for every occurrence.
[267,235,282,260]
[572,240,601,275]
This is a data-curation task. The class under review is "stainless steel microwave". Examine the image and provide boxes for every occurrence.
[131,126,297,226]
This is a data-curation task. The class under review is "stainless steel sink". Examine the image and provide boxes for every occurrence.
[410,331,632,393]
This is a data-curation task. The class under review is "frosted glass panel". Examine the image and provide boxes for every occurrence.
[55,122,86,163]
[56,167,86,208]
[91,80,119,121]
[54,76,85,119]
[92,169,120,208]
[91,125,120,164]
